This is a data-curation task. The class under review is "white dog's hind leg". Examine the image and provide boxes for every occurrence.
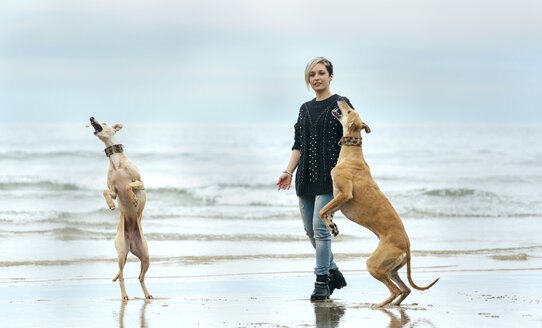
[113,214,130,300]
[130,220,153,299]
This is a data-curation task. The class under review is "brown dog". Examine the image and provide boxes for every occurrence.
[90,117,153,300]
[319,100,438,307]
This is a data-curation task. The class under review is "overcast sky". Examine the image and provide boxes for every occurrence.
[1,0,541,123]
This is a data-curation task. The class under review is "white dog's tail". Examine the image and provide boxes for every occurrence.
[406,249,440,290]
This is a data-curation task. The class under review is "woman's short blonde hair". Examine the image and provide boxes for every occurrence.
[304,57,333,88]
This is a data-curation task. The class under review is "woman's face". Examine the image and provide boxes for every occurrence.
[309,63,333,93]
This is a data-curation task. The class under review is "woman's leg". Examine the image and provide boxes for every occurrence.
[300,194,331,300]
[299,195,316,250]
[312,193,338,275]
[314,194,347,294]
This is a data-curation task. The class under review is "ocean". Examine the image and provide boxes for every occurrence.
[1,122,541,288]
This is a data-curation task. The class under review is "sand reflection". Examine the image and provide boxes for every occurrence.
[119,299,150,328]
[379,308,437,328]
[312,300,346,328]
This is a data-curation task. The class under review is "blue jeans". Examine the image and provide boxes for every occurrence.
[298,193,338,276]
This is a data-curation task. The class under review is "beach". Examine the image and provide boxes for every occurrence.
[1,122,542,327]
[2,269,542,327]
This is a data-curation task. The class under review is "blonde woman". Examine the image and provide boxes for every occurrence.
[277,57,353,300]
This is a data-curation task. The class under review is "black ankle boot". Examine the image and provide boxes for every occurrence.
[310,274,330,300]
[328,268,347,295]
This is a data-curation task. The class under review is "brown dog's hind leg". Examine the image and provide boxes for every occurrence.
[367,246,404,308]
[384,251,411,306]
[389,269,411,306]
[369,274,401,308]
[319,176,353,236]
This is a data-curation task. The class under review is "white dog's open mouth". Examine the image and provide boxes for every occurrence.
[89,117,103,134]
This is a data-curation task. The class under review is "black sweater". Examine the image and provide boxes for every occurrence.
[292,94,354,196]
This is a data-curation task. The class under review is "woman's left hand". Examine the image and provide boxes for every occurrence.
[277,173,292,190]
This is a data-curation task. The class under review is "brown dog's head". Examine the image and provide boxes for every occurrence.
[332,99,371,134]
[89,117,123,143]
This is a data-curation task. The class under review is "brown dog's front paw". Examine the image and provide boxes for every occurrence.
[107,201,116,210]
[321,213,339,236]
[329,222,339,237]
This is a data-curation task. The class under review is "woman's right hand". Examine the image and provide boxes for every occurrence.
[277,173,292,190]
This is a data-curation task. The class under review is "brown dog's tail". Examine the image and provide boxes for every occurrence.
[406,248,440,290]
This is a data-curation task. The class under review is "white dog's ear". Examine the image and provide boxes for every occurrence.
[112,124,123,131]
[361,122,371,134]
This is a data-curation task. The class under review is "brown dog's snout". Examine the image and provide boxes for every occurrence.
[331,108,342,119]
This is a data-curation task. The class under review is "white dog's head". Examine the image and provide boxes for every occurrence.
[89,117,123,143]
[332,99,371,135]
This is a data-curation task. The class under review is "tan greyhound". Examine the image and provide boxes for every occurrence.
[90,117,152,300]
[319,100,438,308]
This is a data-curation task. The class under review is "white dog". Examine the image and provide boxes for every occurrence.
[90,117,152,300]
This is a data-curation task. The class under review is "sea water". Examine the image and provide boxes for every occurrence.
[1,122,541,286]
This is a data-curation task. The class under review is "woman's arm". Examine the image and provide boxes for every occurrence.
[277,149,300,190]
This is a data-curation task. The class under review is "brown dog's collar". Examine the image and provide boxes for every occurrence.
[339,136,362,147]
[105,144,124,157]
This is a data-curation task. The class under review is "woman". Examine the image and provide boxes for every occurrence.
[277,57,353,300]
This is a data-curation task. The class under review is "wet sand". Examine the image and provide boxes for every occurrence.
[2,269,541,327]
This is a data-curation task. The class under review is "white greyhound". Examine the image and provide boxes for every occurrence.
[90,117,153,300]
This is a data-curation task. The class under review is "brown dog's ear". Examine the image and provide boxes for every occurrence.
[361,122,371,134]
[348,118,361,131]
[112,124,123,131]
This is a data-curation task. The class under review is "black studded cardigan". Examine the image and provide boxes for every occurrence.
[292,94,354,197]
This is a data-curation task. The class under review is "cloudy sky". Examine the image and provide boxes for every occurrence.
[1,0,541,123]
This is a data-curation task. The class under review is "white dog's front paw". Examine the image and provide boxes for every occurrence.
[129,194,138,207]
[107,200,116,210]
